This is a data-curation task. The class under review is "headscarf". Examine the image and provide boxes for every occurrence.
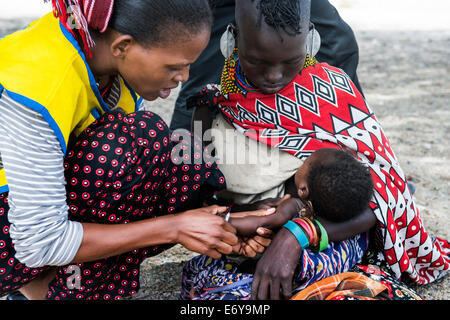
[46,0,114,58]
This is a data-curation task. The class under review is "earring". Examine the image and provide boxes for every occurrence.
[306,23,321,58]
[220,24,236,58]
[298,200,314,218]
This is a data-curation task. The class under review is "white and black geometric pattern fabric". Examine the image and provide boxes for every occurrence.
[276,94,302,125]
[294,83,320,116]
[324,67,355,96]
[255,99,280,126]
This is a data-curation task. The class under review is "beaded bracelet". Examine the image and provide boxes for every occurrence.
[303,217,319,247]
[297,217,319,247]
[292,218,315,244]
[282,220,309,250]
[314,219,329,252]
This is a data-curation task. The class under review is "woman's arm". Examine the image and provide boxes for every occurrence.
[252,227,302,300]
[229,195,291,213]
[74,205,239,262]
[251,226,369,300]
[0,97,239,266]
[0,96,84,268]
[251,175,378,300]
[316,206,377,242]
[250,200,377,300]
[75,206,283,263]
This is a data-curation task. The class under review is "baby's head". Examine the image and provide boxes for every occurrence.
[294,148,374,222]
[234,0,311,94]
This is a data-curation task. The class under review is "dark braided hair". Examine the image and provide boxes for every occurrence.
[307,149,374,222]
[109,0,213,47]
[251,0,310,36]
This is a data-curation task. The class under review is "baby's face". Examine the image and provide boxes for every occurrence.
[294,152,317,192]
[236,17,308,95]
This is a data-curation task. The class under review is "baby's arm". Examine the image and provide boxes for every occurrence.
[229,198,304,237]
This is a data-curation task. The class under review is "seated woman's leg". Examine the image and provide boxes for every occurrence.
[181,233,369,300]
[47,110,225,300]
[180,254,253,300]
[293,232,369,292]
[0,193,51,297]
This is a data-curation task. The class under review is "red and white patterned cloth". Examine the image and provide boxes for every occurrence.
[50,0,114,57]
[216,62,450,284]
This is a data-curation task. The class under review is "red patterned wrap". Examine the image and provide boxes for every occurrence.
[216,62,450,284]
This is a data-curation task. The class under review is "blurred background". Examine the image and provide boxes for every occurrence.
[1,0,449,29]
[1,0,450,32]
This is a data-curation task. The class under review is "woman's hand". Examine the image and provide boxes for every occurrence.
[251,227,302,300]
[174,205,239,259]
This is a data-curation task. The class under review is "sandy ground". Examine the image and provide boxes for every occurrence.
[0,0,448,300]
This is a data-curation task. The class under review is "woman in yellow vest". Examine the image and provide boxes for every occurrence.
[0,0,272,300]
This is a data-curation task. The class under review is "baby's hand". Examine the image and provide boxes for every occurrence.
[263,198,304,230]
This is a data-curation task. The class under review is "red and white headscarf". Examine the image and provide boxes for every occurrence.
[48,0,114,57]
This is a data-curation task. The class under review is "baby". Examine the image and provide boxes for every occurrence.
[228,148,374,237]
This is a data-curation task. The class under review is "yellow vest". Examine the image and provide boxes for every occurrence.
[0,13,143,193]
